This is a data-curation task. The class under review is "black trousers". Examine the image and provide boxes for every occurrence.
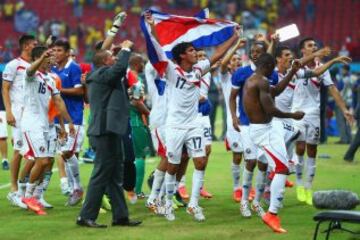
[80,133,128,221]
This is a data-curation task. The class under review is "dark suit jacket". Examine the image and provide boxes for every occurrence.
[86,50,131,136]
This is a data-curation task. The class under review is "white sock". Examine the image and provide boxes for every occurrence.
[188,169,204,208]
[2,158,8,163]
[254,169,266,203]
[64,164,74,191]
[65,155,81,190]
[269,174,287,214]
[25,182,37,198]
[179,175,186,188]
[305,157,316,189]
[158,181,166,200]
[148,169,165,202]
[295,154,304,186]
[42,171,52,193]
[33,182,43,199]
[17,180,27,198]
[241,168,253,202]
[164,172,176,206]
[231,163,241,191]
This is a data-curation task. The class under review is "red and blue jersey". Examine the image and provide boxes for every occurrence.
[51,59,84,125]
[231,64,278,125]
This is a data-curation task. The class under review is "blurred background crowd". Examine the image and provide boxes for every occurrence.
[1,0,360,159]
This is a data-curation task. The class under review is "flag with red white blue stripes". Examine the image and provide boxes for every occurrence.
[140,9,237,77]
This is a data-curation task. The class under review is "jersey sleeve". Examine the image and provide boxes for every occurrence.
[231,68,244,89]
[269,70,279,85]
[70,63,82,88]
[320,69,334,86]
[194,59,211,75]
[2,61,17,82]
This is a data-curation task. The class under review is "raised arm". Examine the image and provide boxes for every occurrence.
[299,46,331,66]
[267,34,279,56]
[220,38,246,73]
[26,49,52,77]
[210,27,240,66]
[312,56,352,77]
[259,80,304,119]
[108,40,133,81]
[102,12,127,50]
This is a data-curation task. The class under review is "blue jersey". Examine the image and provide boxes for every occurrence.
[52,60,84,125]
[231,64,278,125]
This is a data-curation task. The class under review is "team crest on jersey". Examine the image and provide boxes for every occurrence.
[39,146,46,153]
[245,148,251,154]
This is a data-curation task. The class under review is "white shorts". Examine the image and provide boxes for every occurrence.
[150,126,166,158]
[23,130,49,158]
[225,128,243,153]
[48,125,58,158]
[293,116,320,145]
[249,123,289,173]
[58,124,85,153]
[239,125,266,163]
[199,116,212,146]
[11,107,25,151]
[165,126,205,164]
[273,118,300,146]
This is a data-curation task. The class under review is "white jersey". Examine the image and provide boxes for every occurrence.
[220,71,238,131]
[165,59,210,129]
[2,57,31,111]
[145,62,168,128]
[292,63,333,117]
[21,71,60,132]
[200,72,211,99]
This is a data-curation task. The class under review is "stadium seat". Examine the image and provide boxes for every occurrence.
[313,210,360,240]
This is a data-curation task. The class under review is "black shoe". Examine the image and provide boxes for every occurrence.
[76,217,107,228]
[344,156,354,162]
[112,218,142,227]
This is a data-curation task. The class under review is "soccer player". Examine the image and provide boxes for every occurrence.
[127,54,153,198]
[2,34,37,208]
[21,46,74,215]
[145,12,239,221]
[219,38,246,202]
[52,39,85,206]
[293,37,353,205]
[230,40,278,218]
[243,53,304,233]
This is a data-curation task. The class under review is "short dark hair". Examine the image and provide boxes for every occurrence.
[54,39,70,52]
[255,53,275,69]
[171,42,194,64]
[92,49,109,68]
[298,37,315,50]
[342,65,350,71]
[31,46,48,61]
[94,40,104,51]
[275,45,291,58]
[19,34,36,51]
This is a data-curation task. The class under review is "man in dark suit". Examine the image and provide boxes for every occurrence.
[76,40,141,228]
